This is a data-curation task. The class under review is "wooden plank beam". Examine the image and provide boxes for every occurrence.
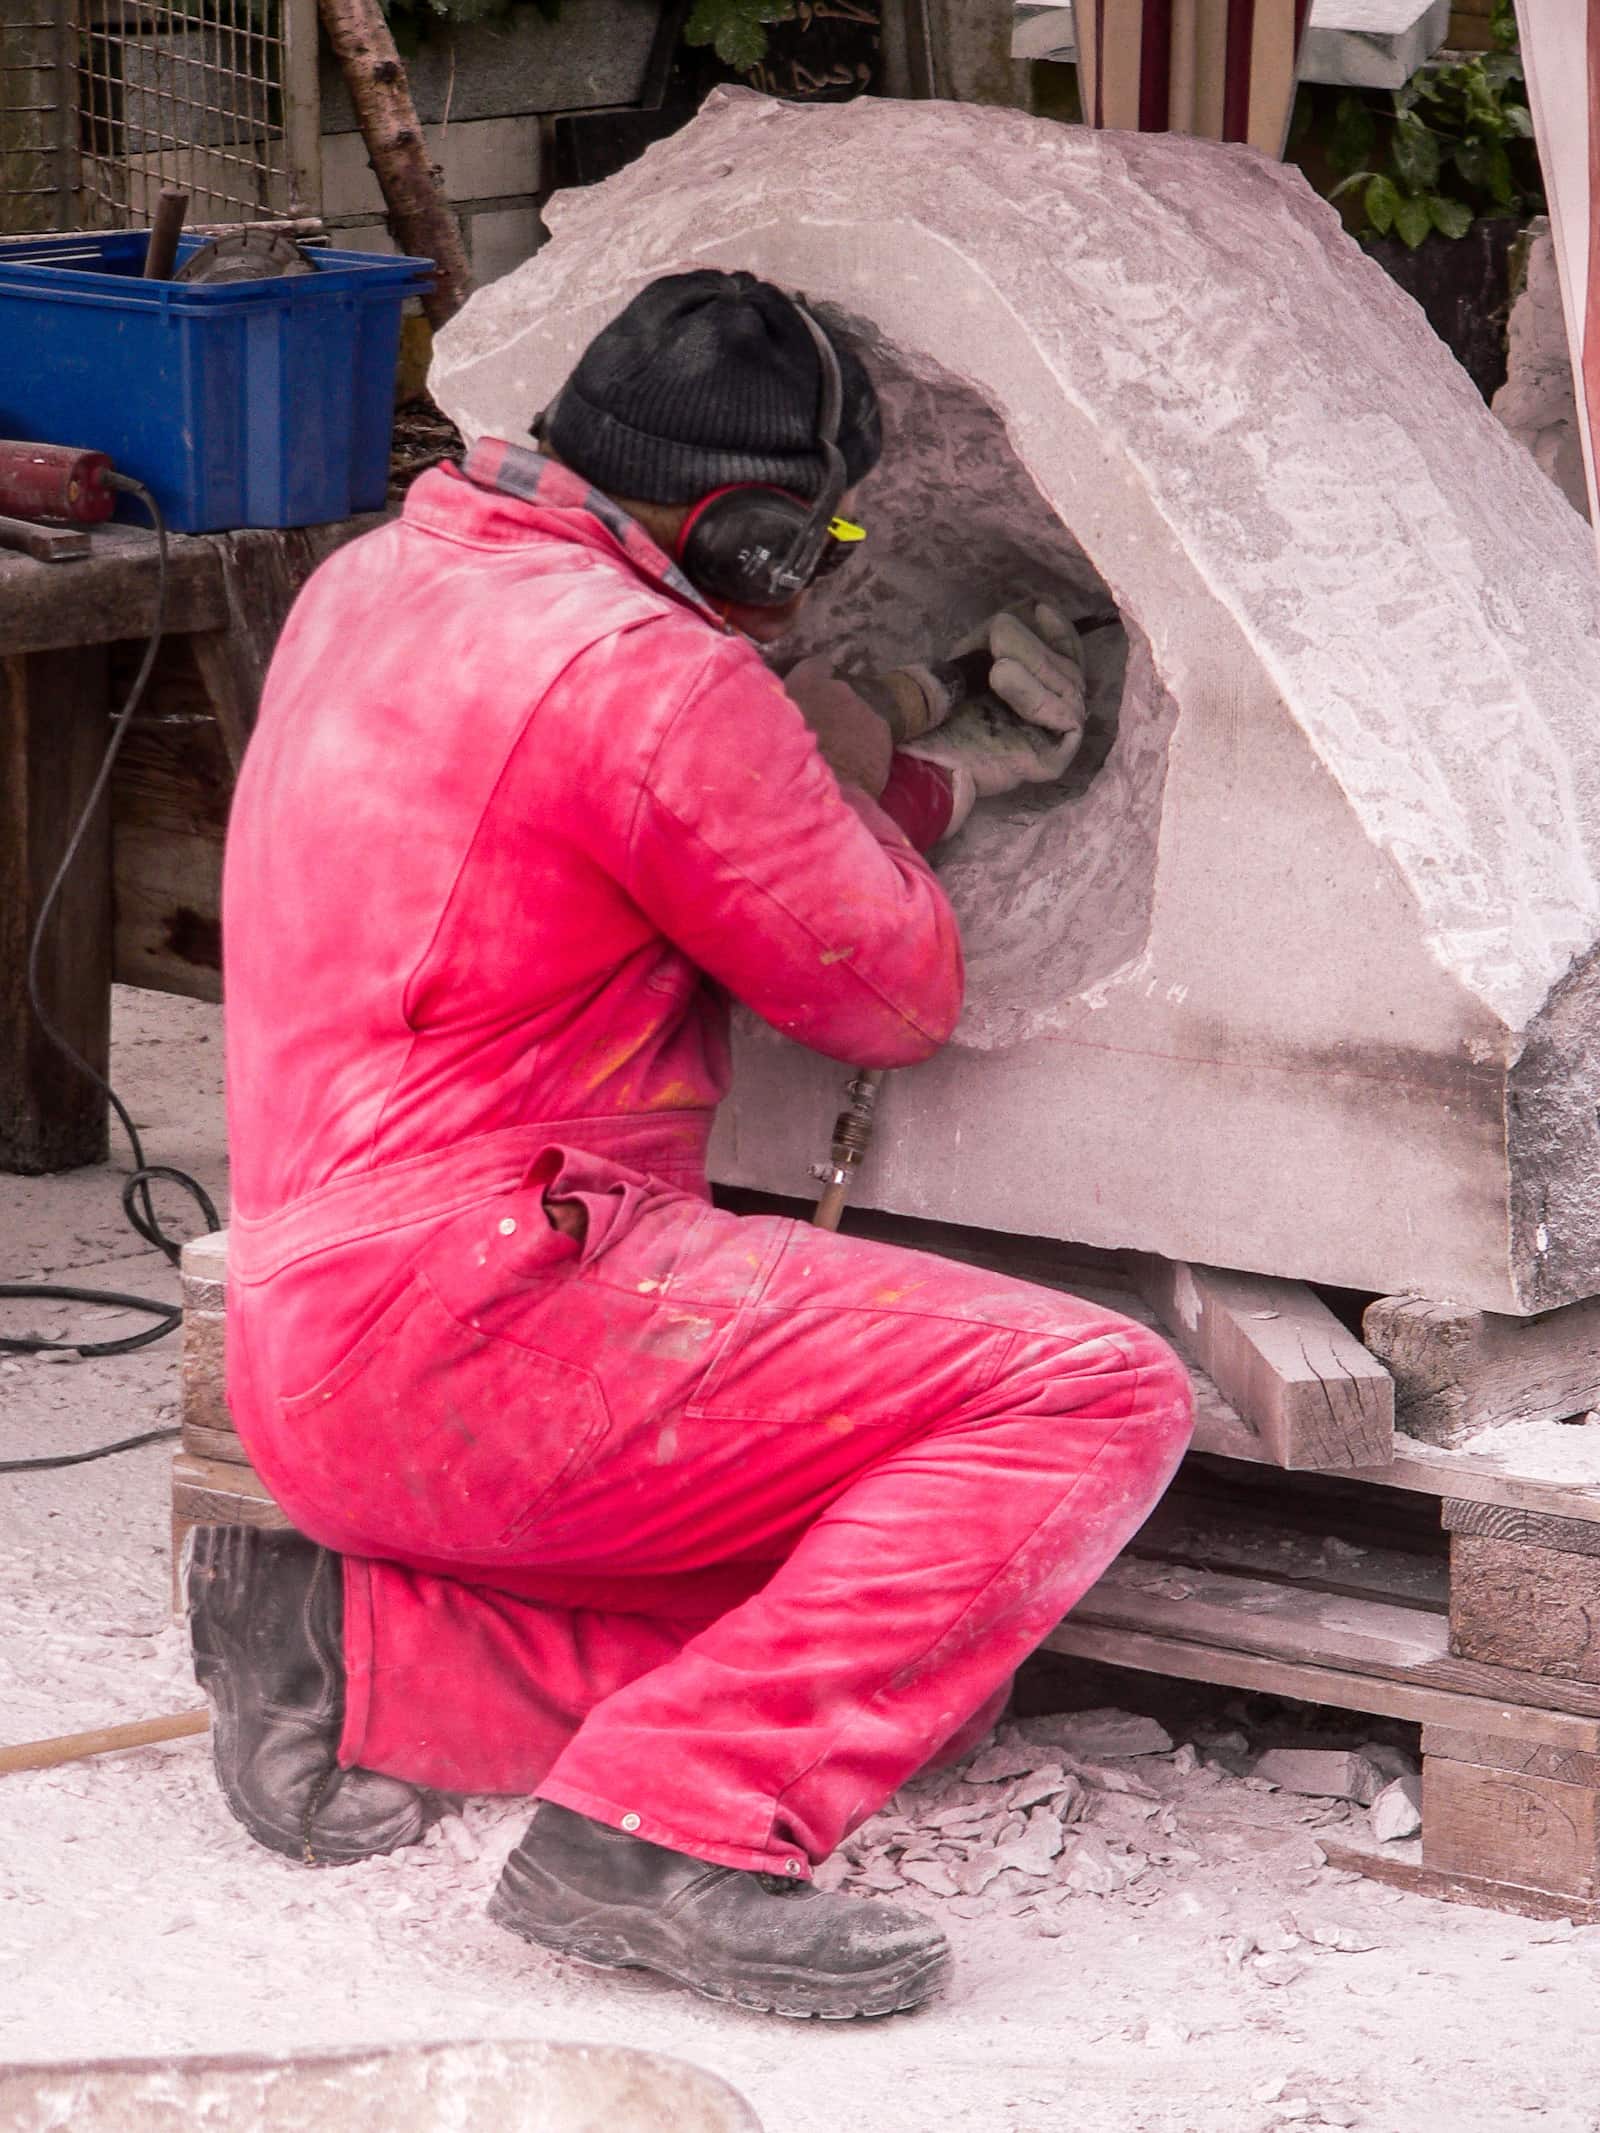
[171,1451,285,1527]
[1422,1725,1600,1790]
[1449,1531,1600,1683]
[1134,1257,1393,1469]
[1068,1553,1600,1718]
[1442,1496,1600,1558]
[1317,1837,1600,1924]
[0,647,113,1171]
[110,672,229,1004]
[1189,1427,1600,1530]
[1364,1293,1600,1448]
[0,531,226,659]
[1426,1754,1600,1901]
[1043,1617,1600,1750]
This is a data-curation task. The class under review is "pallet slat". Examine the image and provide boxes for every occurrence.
[1043,1619,1600,1751]
[1068,1553,1600,1720]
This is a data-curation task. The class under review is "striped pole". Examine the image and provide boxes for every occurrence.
[1077,0,1313,158]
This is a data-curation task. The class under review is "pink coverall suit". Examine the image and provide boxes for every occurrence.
[220,440,1194,1881]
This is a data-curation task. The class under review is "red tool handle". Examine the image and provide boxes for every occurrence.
[0,443,117,525]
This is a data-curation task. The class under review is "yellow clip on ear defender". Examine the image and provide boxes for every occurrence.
[674,295,862,611]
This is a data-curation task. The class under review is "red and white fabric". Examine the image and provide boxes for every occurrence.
[1074,0,1313,155]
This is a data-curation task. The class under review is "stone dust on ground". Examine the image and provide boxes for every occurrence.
[3,989,1599,2131]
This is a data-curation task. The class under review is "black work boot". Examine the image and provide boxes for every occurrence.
[186,1524,441,1867]
[489,1802,951,2019]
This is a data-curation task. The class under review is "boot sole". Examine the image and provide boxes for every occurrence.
[486,1881,951,2020]
[186,1525,434,1868]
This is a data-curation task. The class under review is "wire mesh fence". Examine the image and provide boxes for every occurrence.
[82,0,300,225]
[1,1,320,235]
[0,13,78,234]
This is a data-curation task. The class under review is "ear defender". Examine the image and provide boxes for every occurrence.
[673,297,852,611]
[676,484,819,608]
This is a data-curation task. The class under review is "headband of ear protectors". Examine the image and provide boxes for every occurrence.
[674,300,852,611]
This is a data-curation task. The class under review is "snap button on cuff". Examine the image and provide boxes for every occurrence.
[498,1217,517,1235]
[783,1859,802,1876]
[620,1812,642,1832]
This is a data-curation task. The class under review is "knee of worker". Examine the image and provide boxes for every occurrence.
[1000,1308,1195,1493]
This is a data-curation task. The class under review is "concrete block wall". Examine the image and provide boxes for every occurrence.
[316,1,663,285]
[320,113,543,285]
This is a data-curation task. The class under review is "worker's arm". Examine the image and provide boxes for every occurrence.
[611,632,965,1068]
[788,604,1088,838]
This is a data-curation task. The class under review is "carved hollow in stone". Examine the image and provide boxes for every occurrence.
[433,90,1600,1313]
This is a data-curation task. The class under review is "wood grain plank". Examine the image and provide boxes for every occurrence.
[1071,1554,1600,1718]
[180,1421,250,1464]
[1442,1497,1600,1560]
[111,684,229,1005]
[1449,1532,1600,1683]
[1042,1618,1600,1750]
[1365,1293,1600,1448]
[0,646,113,1171]
[0,530,225,657]
[171,1451,285,1528]
[1318,1837,1600,1924]
[1425,1754,1600,1900]
[1135,1258,1392,1469]
[1422,1726,1600,1791]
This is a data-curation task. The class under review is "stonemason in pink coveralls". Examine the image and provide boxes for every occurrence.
[192,270,1192,2020]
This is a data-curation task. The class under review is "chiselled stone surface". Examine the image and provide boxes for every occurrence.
[434,91,1600,1313]
[1495,219,1589,522]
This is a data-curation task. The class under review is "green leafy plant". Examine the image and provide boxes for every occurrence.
[683,0,795,68]
[1325,26,1542,250]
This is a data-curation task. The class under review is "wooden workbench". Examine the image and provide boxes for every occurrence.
[0,516,376,1173]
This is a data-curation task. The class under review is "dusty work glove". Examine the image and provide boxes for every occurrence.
[902,604,1087,834]
[782,654,895,798]
[977,604,1087,734]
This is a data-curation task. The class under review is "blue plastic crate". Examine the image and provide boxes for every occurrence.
[0,233,434,533]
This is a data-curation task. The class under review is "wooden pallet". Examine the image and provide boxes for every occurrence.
[174,1215,1600,1914]
[1047,1459,1600,1916]
[170,1231,286,1602]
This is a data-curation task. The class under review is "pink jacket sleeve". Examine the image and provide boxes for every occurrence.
[612,632,965,1068]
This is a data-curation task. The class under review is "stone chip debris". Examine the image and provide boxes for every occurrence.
[817,1712,1211,1923]
[1369,1774,1424,1843]
[1252,1750,1386,1805]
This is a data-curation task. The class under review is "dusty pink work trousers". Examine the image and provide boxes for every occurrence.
[258,1146,1193,1880]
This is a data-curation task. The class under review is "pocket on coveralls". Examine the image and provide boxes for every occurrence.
[276,1210,611,1559]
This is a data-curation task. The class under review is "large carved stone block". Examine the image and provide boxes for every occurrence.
[433,90,1600,1314]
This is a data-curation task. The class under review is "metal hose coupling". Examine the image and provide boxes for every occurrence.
[811,1068,887,1232]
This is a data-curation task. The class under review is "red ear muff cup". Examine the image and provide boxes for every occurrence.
[677,485,817,609]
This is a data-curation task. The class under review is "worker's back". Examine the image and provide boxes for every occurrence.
[222,450,961,1407]
[224,463,744,1224]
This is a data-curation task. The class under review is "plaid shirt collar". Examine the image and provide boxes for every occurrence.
[460,436,721,624]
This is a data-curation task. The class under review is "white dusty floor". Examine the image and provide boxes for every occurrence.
[5,990,1600,2132]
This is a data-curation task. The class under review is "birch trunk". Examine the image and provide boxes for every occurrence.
[315,0,474,329]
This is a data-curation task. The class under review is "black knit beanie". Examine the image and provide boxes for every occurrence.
[543,269,883,504]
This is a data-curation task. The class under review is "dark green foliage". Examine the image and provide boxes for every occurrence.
[683,0,795,67]
[1317,12,1543,251]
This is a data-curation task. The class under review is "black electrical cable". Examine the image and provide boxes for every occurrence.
[3,477,221,1473]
